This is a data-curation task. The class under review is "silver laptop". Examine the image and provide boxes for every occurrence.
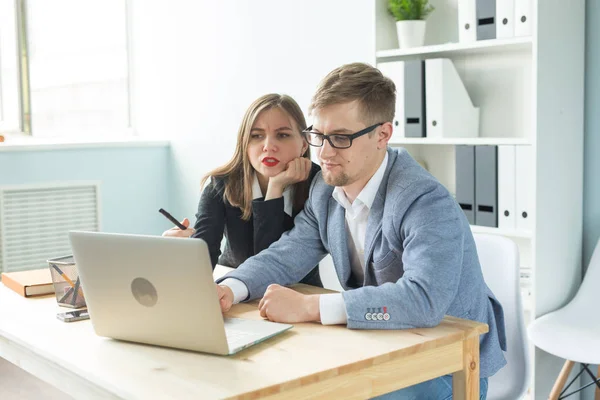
[68,231,292,355]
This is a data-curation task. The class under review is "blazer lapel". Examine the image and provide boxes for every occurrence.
[363,194,384,286]
[327,197,354,289]
[363,151,396,285]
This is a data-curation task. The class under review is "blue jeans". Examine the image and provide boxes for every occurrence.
[371,375,488,400]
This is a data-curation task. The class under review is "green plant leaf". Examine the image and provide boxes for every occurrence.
[387,0,435,21]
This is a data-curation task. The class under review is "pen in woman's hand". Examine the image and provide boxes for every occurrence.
[159,208,188,230]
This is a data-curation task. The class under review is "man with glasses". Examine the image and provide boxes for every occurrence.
[216,63,506,398]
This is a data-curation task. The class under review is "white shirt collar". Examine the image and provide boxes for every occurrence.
[252,174,294,217]
[332,152,388,215]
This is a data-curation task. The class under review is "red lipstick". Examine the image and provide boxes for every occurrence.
[262,157,280,167]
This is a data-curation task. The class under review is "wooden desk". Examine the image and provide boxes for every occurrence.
[0,267,488,399]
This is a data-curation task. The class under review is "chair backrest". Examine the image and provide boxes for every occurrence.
[473,233,531,400]
[571,237,600,307]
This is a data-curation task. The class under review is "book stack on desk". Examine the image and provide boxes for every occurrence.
[1,268,55,297]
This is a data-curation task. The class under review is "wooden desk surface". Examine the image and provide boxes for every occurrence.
[0,266,488,399]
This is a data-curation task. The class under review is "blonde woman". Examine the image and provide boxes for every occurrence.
[163,94,321,286]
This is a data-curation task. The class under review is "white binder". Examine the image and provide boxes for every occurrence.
[514,0,533,37]
[425,58,479,139]
[496,0,515,39]
[458,0,477,43]
[377,61,405,141]
[515,145,532,231]
[498,145,516,229]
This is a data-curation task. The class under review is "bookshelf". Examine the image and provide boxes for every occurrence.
[373,0,585,398]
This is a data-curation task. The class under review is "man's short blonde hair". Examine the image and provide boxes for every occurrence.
[308,63,396,125]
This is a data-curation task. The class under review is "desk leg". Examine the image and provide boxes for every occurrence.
[452,336,480,400]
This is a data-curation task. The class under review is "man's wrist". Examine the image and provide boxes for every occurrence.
[221,285,234,304]
[220,278,249,304]
[305,294,321,322]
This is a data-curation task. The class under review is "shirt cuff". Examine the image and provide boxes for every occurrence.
[220,278,249,304]
[319,293,347,325]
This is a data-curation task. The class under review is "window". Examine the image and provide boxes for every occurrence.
[0,0,21,133]
[0,0,131,138]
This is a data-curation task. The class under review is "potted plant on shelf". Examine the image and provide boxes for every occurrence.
[388,0,434,49]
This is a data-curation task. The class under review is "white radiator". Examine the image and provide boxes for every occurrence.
[0,182,100,272]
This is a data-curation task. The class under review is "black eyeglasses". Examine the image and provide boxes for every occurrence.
[302,123,383,149]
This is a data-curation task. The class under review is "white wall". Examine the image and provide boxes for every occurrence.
[131,0,375,217]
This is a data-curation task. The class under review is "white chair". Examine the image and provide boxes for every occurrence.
[528,238,600,399]
[474,233,531,400]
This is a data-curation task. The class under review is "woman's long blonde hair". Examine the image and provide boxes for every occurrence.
[201,94,311,220]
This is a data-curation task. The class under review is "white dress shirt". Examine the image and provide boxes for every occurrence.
[319,152,388,324]
[223,154,389,324]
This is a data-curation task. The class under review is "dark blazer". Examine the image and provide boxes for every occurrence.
[191,162,322,287]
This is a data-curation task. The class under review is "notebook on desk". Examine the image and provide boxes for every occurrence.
[68,231,292,355]
[1,268,55,298]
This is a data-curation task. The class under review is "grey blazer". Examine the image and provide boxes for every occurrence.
[218,147,507,378]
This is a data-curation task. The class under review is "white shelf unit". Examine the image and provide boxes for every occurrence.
[373,1,584,399]
[376,36,532,60]
[389,137,531,146]
[470,225,533,240]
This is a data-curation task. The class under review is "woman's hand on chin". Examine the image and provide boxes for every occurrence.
[265,158,311,200]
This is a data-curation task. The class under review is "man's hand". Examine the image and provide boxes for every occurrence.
[258,284,320,323]
[162,218,195,238]
[217,284,234,313]
[265,158,311,200]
